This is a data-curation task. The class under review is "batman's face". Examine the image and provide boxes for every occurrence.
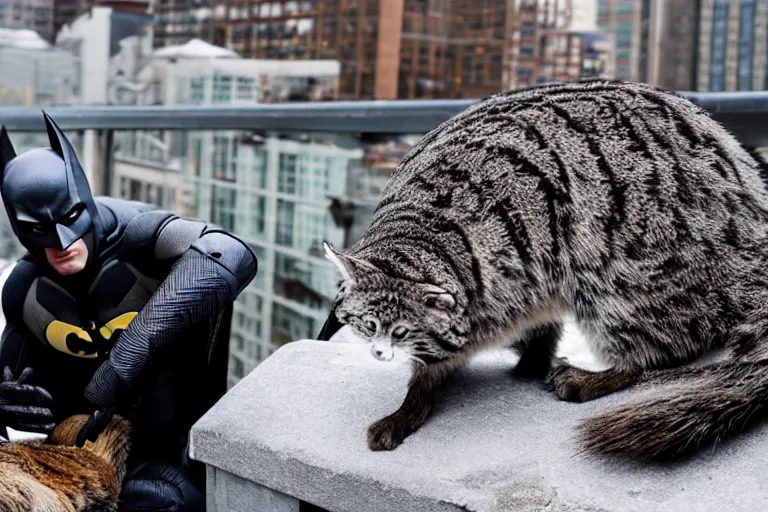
[0,113,102,267]
[2,148,93,251]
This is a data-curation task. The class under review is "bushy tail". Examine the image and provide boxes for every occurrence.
[578,361,768,460]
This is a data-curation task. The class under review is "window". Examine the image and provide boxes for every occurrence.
[167,187,176,211]
[738,0,755,91]
[212,75,232,103]
[211,135,236,181]
[249,195,266,237]
[709,2,729,92]
[615,20,633,47]
[271,304,314,343]
[615,0,634,15]
[232,356,244,378]
[278,153,297,194]
[189,77,205,103]
[275,199,294,246]
[213,186,237,231]
[251,149,267,188]
[247,244,267,288]
[236,77,255,100]
[129,179,141,201]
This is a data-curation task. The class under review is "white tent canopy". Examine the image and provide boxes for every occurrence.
[152,38,239,59]
[0,28,50,50]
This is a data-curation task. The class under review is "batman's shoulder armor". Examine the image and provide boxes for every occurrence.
[2,257,39,328]
[115,208,209,270]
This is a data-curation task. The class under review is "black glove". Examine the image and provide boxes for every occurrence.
[75,406,114,448]
[76,360,126,447]
[0,366,55,435]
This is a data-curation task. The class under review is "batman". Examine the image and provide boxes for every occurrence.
[0,113,258,511]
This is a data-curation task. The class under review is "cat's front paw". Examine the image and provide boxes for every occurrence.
[367,414,410,451]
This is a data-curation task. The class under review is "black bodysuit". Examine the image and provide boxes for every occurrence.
[0,196,257,510]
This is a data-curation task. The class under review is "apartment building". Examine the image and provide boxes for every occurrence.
[154,0,591,99]
[598,0,768,92]
[696,0,768,91]
[108,41,365,386]
[0,0,55,41]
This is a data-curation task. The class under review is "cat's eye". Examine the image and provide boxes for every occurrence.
[365,320,376,332]
[392,326,409,340]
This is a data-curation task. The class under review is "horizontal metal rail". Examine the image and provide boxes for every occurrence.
[0,90,766,145]
[0,100,478,133]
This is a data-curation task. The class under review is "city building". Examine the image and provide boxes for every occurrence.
[52,0,87,39]
[108,40,365,386]
[696,0,768,92]
[154,0,593,100]
[150,0,209,49]
[52,0,148,43]
[534,28,613,83]
[596,0,646,81]
[0,0,55,42]
[506,0,620,89]
[0,28,80,106]
[0,28,81,259]
[597,0,768,92]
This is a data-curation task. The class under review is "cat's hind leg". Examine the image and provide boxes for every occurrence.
[511,321,563,380]
[545,314,681,403]
[546,360,640,402]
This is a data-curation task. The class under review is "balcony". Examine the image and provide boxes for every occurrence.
[1,91,768,511]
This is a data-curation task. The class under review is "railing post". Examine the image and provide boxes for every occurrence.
[101,128,114,197]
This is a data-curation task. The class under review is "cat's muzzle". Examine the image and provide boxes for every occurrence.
[370,337,394,362]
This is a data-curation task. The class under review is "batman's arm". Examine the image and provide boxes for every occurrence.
[0,260,55,435]
[0,260,39,375]
[83,212,258,409]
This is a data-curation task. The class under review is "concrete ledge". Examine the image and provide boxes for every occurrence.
[189,337,768,512]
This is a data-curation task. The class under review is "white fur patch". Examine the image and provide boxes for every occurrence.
[371,335,394,361]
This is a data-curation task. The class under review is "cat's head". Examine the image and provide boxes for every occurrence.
[324,242,468,364]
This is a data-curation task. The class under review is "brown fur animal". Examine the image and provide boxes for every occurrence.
[0,414,131,512]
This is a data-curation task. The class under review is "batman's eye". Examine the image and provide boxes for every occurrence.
[29,224,46,234]
[61,206,83,226]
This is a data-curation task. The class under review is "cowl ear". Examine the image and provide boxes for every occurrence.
[323,241,378,285]
[422,283,456,311]
[0,126,16,175]
[42,111,70,162]
[41,110,91,204]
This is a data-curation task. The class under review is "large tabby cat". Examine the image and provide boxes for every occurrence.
[323,78,768,460]
[0,414,131,511]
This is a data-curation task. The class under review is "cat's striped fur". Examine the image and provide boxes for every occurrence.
[323,78,768,460]
[0,414,131,511]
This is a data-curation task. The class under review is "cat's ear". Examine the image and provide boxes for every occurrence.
[422,284,456,311]
[323,241,374,284]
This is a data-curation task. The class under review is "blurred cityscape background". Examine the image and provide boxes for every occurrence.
[0,0,765,388]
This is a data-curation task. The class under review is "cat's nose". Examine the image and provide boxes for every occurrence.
[371,341,394,361]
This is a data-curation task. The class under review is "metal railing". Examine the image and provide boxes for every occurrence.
[0,91,767,133]
[0,92,766,196]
